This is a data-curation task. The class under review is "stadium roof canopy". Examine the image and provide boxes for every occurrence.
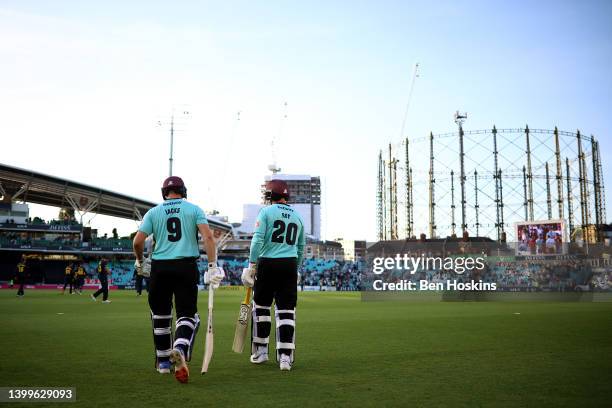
[0,163,232,232]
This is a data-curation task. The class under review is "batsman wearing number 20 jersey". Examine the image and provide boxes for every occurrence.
[133,176,223,384]
[242,179,305,371]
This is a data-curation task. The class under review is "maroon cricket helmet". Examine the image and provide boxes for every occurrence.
[161,176,187,200]
[265,179,290,202]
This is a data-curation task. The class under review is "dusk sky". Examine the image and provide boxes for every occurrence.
[1,0,610,240]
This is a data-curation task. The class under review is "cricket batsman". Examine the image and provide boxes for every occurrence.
[241,179,305,371]
[132,176,224,383]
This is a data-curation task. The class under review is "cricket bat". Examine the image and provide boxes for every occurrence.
[232,287,253,353]
[201,285,214,374]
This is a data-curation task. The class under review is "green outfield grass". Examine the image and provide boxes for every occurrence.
[0,289,610,407]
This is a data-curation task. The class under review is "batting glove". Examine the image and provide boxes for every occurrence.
[141,258,151,278]
[134,259,144,276]
[204,264,225,289]
[241,263,257,288]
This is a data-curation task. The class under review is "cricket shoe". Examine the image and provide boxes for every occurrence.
[250,346,269,364]
[279,354,292,371]
[102,300,111,303]
[90,295,97,302]
[170,349,189,383]
[157,360,171,374]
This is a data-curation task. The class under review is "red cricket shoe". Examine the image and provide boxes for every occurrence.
[170,349,189,384]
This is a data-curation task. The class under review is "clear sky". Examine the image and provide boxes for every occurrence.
[1,0,611,240]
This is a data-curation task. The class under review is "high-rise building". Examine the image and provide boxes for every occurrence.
[335,238,366,261]
[241,174,322,239]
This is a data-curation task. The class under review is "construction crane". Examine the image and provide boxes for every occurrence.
[268,101,288,174]
[398,62,420,140]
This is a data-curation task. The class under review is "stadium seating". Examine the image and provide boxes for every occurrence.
[192,257,364,289]
[299,258,363,290]
[83,260,135,286]
[91,238,132,249]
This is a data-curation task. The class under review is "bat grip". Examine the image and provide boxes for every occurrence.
[208,285,214,309]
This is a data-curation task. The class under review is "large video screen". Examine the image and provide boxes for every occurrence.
[516,219,565,256]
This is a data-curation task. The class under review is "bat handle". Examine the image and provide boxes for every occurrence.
[245,286,252,303]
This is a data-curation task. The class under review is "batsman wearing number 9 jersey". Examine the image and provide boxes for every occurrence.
[241,179,305,371]
[133,176,224,383]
